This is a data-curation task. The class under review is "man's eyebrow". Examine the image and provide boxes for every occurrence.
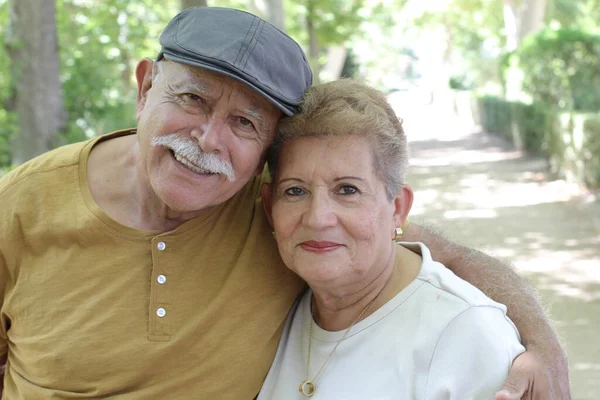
[169,80,210,95]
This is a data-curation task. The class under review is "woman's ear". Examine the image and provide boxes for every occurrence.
[261,182,275,227]
[392,185,414,231]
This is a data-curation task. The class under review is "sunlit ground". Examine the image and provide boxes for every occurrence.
[390,90,600,400]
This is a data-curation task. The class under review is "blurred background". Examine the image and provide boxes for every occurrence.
[0,0,598,398]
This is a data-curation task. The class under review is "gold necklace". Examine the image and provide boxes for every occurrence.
[298,293,381,397]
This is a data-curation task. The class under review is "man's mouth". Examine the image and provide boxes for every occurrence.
[171,150,215,175]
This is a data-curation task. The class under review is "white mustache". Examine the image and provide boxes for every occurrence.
[152,133,236,182]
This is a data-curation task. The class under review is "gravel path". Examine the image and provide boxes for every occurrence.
[404,116,600,399]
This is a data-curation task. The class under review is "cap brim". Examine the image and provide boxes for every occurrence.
[159,52,299,116]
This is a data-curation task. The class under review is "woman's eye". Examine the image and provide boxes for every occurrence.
[284,187,305,196]
[338,185,358,195]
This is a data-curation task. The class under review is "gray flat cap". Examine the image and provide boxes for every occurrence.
[157,7,313,116]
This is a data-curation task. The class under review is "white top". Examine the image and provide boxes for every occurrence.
[258,242,525,400]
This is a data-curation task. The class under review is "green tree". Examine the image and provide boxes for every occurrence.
[0,0,16,167]
[182,0,207,9]
[410,0,505,90]
[285,0,406,83]
[56,0,177,141]
[504,0,548,51]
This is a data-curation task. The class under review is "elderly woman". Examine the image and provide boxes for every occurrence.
[257,79,525,399]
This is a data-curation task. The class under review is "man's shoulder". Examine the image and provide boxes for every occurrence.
[0,130,133,199]
[0,140,90,198]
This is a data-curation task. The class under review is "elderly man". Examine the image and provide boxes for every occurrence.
[0,6,568,400]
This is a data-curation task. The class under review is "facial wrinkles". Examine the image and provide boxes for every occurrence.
[290,176,383,246]
[169,80,210,97]
[215,78,276,144]
[151,133,236,181]
[274,137,397,288]
[243,107,268,139]
[164,63,277,144]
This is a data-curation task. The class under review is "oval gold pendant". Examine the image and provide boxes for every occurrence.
[299,380,316,397]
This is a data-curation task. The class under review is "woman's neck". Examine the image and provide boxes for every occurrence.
[310,244,422,331]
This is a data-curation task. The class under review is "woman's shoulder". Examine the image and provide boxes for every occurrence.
[422,304,525,399]
[402,242,509,311]
[392,242,523,345]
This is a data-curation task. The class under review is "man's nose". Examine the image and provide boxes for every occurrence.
[190,116,227,154]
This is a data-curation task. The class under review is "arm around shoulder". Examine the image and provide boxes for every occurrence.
[403,221,571,399]
[425,306,525,400]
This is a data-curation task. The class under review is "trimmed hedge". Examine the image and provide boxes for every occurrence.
[547,113,600,188]
[476,96,600,188]
[476,96,552,154]
[501,28,600,112]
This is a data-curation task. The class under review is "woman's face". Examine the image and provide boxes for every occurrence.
[265,135,412,287]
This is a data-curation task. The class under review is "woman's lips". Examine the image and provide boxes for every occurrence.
[299,241,342,253]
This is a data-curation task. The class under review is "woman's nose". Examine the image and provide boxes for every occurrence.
[302,192,337,229]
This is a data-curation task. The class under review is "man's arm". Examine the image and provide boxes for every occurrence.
[403,222,571,400]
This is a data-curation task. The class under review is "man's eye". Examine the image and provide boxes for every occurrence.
[338,185,358,195]
[238,117,255,129]
[183,93,203,102]
[284,187,305,196]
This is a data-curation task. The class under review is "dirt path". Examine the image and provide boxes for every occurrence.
[403,107,600,399]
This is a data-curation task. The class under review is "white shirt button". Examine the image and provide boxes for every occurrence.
[157,274,167,285]
[156,307,166,318]
[157,241,166,251]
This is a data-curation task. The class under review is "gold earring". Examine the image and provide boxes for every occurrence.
[392,227,403,242]
[272,231,276,240]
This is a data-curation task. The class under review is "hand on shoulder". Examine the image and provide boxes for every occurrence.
[496,343,571,400]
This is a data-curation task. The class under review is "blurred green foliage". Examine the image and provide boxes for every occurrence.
[340,49,359,78]
[582,116,600,186]
[1,0,600,185]
[0,0,180,167]
[0,1,14,166]
[0,0,404,168]
[476,96,517,144]
[502,28,600,111]
[56,0,179,142]
[449,74,474,91]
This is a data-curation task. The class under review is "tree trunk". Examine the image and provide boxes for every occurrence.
[266,0,285,31]
[519,0,547,42]
[306,0,320,84]
[181,0,207,9]
[118,11,134,100]
[503,0,519,51]
[7,0,65,165]
[504,0,547,51]
[248,0,285,31]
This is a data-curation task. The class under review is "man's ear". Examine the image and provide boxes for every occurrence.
[261,182,275,227]
[135,58,156,121]
[392,185,414,233]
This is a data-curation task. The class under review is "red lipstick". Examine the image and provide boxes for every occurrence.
[299,241,341,253]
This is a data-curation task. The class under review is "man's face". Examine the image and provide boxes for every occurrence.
[135,60,282,213]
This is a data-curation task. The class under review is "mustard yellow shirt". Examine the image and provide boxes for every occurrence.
[0,130,304,399]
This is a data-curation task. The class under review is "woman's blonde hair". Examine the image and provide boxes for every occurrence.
[267,79,408,200]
